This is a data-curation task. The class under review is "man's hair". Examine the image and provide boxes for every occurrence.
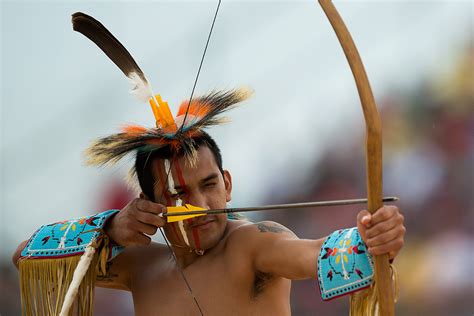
[135,131,223,202]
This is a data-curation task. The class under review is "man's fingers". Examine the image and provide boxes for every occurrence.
[365,211,404,239]
[357,210,372,226]
[365,219,398,239]
[134,210,166,228]
[108,198,167,247]
[130,233,152,246]
[135,199,166,215]
[370,205,400,225]
[368,237,404,257]
[133,221,158,236]
[366,225,406,248]
[120,229,152,246]
[357,210,371,242]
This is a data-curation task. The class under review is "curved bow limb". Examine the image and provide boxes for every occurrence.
[318,1,395,315]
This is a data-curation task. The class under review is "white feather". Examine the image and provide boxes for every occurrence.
[59,243,96,316]
[128,72,154,103]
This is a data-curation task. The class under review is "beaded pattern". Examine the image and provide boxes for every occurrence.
[318,227,374,301]
[21,210,120,259]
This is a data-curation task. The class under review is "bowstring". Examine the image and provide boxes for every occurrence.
[159,228,204,315]
[178,0,222,135]
[157,1,222,315]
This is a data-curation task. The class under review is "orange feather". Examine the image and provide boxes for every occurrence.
[177,100,211,118]
[121,124,147,134]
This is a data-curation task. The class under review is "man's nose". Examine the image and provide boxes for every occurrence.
[186,191,209,209]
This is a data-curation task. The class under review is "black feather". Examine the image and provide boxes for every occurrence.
[71,12,146,82]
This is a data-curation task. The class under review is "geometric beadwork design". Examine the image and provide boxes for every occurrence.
[20,210,119,259]
[317,227,374,301]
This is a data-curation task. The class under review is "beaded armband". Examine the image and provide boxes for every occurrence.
[317,227,374,301]
[20,209,124,261]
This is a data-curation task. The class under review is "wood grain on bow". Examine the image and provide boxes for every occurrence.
[318,0,395,315]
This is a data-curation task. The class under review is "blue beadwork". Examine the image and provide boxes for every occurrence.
[317,227,374,301]
[21,210,123,260]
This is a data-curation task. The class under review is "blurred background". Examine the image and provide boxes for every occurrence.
[1,0,472,315]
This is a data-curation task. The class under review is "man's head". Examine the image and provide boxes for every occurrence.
[135,131,224,201]
[135,131,232,250]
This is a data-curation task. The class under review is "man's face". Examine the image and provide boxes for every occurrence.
[151,146,232,251]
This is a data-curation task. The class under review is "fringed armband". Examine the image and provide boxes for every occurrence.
[317,227,374,301]
[18,209,124,316]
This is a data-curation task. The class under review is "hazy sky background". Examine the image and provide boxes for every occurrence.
[1,0,471,258]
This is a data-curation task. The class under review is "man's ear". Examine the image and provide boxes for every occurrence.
[223,170,232,202]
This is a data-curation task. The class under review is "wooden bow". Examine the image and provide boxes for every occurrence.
[166,1,396,314]
[318,0,395,315]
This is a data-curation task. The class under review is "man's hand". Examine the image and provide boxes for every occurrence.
[105,198,166,247]
[357,205,405,260]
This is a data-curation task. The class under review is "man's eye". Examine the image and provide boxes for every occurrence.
[205,183,216,187]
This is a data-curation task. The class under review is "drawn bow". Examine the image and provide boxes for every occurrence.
[71,1,396,314]
[317,0,395,315]
[147,0,397,314]
[166,0,397,315]
[212,1,395,315]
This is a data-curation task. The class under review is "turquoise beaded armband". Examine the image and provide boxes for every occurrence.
[317,227,374,301]
[20,210,124,261]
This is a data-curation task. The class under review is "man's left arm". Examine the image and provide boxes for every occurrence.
[246,205,405,281]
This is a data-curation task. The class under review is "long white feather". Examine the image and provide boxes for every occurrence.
[59,243,96,316]
[128,72,155,103]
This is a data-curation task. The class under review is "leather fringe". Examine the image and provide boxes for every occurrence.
[349,264,399,316]
[18,237,111,316]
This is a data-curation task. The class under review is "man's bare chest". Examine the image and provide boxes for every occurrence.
[130,257,256,315]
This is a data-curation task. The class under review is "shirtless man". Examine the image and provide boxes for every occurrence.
[14,132,405,315]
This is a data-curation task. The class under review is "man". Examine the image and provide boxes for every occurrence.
[13,131,405,315]
[13,12,405,315]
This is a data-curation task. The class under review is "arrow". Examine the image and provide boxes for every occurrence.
[163,196,398,222]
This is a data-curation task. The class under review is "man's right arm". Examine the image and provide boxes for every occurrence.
[12,198,167,291]
[96,198,167,290]
[12,240,28,269]
[95,249,132,290]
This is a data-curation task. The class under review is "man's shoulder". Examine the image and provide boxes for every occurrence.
[228,220,295,235]
[225,220,296,250]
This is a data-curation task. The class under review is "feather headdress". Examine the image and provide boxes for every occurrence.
[72,12,252,167]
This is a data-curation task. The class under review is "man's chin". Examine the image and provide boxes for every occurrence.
[187,216,227,251]
[195,230,225,251]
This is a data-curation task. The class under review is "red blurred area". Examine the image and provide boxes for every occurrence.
[98,180,136,211]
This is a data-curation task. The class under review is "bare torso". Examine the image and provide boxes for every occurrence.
[11,205,405,314]
[110,220,292,316]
